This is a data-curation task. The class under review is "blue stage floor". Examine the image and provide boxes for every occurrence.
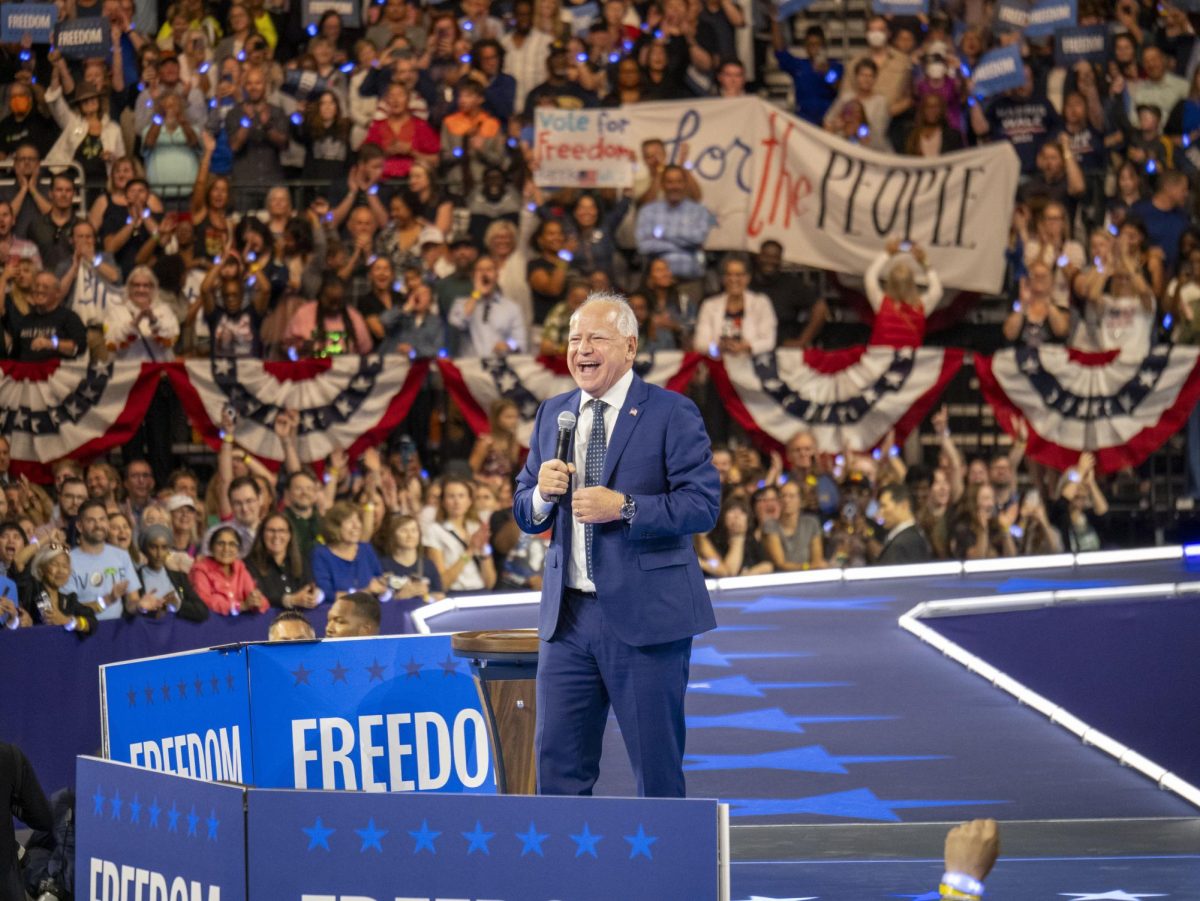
[580,558,1199,827]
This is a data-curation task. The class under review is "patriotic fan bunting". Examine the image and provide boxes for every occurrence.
[437,351,702,447]
[0,359,162,481]
[975,344,1200,473]
[709,346,964,454]
[169,355,431,465]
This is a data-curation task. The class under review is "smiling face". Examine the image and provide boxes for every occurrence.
[567,302,636,397]
[210,529,241,564]
[108,513,133,550]
[44,552,72,590]
[262,514,292,557]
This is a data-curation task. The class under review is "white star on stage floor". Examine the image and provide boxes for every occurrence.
[1060,891,1168,899]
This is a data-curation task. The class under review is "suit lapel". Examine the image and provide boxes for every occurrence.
[601,375,649,485]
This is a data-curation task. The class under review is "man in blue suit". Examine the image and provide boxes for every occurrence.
[512,293,721,798]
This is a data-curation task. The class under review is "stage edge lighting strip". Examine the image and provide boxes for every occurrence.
[899,595,1200,811]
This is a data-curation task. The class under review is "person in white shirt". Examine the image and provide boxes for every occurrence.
[105,266,180,360]
[448,255,527,357]
[501,0,552,115]
[693,255,778,356]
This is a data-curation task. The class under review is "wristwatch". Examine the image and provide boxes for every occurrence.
[620,494,636,523]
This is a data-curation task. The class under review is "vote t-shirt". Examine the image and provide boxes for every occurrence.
[986,97,1059,173]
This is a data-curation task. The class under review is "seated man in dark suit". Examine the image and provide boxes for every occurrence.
[875,482,931,565]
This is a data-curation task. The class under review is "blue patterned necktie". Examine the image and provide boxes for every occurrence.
[584,398,607,581]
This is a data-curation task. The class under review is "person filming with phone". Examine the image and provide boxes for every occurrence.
[863,237,944,348]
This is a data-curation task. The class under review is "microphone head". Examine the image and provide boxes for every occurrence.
[557,410,577,431]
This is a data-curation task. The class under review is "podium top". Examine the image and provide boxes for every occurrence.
[451,629,540,655]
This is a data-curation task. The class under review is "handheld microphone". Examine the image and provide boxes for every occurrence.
[555,411,577,463]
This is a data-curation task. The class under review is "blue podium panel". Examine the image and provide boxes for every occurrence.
[75,756,246,901]
[246,635,497,793]
[247,788,722,901]
[102,647,255,785]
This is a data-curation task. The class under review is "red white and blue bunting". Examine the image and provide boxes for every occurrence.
[168,356,431,466]
[709,346,964,453]
[437,351,702,445]
[0,359,162,481]
[1,347,1196,476]
[975,344,1200,473]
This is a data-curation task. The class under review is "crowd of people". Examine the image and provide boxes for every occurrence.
[0,0,1194,629]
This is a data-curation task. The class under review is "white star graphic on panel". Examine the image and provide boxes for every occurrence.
[301,412,316,431]
[64,401,80,419]
[1138,371,1157,387]
[497,372,519,392]
[335,399,352,417]
[11,412,27,430]
[1060,892,1168,900]
[213,359,233,376]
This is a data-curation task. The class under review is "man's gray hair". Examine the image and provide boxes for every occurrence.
[571,291,638,338]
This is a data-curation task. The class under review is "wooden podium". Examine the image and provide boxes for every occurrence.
[451,629,540,795]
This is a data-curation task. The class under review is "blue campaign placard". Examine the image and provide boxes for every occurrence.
[871,0,930,14]
[102,647,254,785]
[55,17,111,59]
[0,3,58,42]
[1054,24,1107,65]
[1024,0,1076,38]
[247,787,722,901]
[993,0,1030,32]
[76,756,246,901]
[246,635,497,794]
[972,45,1027,98]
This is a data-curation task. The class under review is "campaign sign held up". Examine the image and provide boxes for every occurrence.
[534,108,636,189]
[1024,0,1076,38]
[972,45,1027,98]
[1054,24,1108,65]
[301,0,360,28]
[247,787,725,901]
[76,756,246,901]
[993,0,1030,32]
[246,635,497,793]
[101,647,254,785]
[871,0,930,14]
[56,17,111,59]
[0,4,58,42]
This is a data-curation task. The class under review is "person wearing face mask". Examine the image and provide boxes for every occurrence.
[914,53,964,135]
[0,84,56,160]
[863,239,943,348]
[845,16,912,120]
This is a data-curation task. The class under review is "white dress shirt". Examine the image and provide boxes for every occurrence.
[532,367,635,592]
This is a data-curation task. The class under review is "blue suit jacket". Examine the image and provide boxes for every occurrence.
[513,374,720,647]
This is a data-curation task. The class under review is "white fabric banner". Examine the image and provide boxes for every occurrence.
[620,98,1020,294]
